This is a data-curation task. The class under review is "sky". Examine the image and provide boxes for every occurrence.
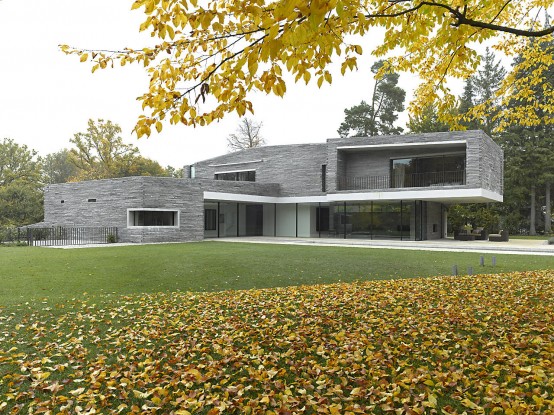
[0,0,460,168]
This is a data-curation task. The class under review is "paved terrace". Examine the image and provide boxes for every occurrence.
[216,237,554,256]
[46,237,554,256]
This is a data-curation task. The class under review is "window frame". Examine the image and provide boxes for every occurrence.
[127,208,180,228]
[214,169,256,182]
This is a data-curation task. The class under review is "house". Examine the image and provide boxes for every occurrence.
[43,130,503,243]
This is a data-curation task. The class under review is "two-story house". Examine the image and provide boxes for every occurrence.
[43,130,503,243]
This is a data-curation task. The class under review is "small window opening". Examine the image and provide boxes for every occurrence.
[61,200,65,204]
[88,198,97,203]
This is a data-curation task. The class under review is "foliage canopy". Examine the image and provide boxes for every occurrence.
[61,0,554,137]
[0,138,43,226]
[69,119,171,180]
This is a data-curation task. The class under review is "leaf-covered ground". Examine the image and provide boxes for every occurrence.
[1,270,553,414]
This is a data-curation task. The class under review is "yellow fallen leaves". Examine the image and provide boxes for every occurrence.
[1,270,554,414]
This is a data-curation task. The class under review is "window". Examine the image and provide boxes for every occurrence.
[88,198,97,202]
[214,170,255,181]
[391,153,465,188]
[128,210,179,227]
[204,209,217,230]
[321,164,327,192]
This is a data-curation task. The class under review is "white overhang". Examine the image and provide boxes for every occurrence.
[204,188,502,204]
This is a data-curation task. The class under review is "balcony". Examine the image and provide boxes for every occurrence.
[338,170,465,191]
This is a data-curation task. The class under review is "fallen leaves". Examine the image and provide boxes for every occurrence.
[1,270,554,414]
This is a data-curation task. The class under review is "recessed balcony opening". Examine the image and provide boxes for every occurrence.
[337,145,466,191]
[391,154,466,188]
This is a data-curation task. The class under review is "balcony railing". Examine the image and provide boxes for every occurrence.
[338,170,465,191]
[338,175,390,191]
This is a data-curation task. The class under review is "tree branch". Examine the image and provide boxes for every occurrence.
[383,1,554,37]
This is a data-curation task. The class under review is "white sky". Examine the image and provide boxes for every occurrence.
[0,0,464,167]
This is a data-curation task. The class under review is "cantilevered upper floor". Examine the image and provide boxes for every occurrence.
[191,130,503,204]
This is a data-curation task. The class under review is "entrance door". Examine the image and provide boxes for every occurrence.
[246,204,264,236]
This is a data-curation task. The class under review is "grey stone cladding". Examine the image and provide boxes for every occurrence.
[42,130,503,243]
[326,130,502,194]
[44,177,282,243]
[194,144,327,196]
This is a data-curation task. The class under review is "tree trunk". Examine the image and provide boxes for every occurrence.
[546,182,552,234]
[529,184,536,236]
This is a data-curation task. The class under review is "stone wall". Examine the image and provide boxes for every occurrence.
[194,144,327,196]
[44,177,205,243]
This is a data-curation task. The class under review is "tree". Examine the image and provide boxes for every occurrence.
[459,48,507,135]
[407,104,451,134]
[227,118,266,152]
[116,155,168,177]
[42,149,79,184]
[62,0,554,137]
[0,138,43,226]
[69,119,140,180]
[69,119,175,180]
[497,32,554,235]
[338,60,405,137]
[165,165,183,178]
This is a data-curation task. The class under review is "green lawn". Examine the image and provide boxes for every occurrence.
[1,241,552,308]
[510,234,552,240]
[1,242,553,414]
[1,271,553,414]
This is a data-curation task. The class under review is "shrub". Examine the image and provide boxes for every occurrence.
[548,237,554,245]
[107,233,117,244]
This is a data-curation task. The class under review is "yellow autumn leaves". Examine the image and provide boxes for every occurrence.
[59,0,554,137]
[1,269,554,414]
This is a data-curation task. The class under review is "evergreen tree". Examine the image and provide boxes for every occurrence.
[458,48,506,136]
[499,34,554,235]
[338,61,405,137]
[407,104,451,134]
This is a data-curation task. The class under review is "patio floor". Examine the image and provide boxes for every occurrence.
[214,236,554,256]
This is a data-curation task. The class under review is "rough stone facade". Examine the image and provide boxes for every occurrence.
[44,177,281,243]
[194,144,327,196]
[43,130,503,243]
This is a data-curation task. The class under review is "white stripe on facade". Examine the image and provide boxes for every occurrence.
[208,159,264,167]
[214,168,256,175]
[203,188,502,204]
[336,140,466,150]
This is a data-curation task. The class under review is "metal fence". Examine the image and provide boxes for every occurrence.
[25,227,119,246]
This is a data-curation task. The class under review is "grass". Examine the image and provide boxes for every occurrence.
[1,270,553,414]
[0,242,553,413]
[509,234,552,240]
[0,241,553,308]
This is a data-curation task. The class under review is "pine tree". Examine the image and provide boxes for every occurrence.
[338,60,405,137]
[458,48,506,136]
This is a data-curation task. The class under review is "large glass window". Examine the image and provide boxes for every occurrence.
[391,154,465,188]
[214,170,256,181]
[128,210,178,227]
[327,201,417,240]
